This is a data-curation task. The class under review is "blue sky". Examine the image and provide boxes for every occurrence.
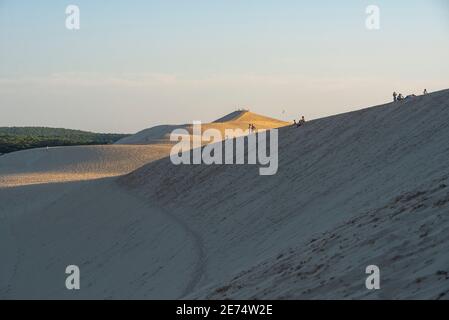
[1,0,448,132]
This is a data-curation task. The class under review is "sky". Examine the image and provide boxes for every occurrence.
[1,0,449,133]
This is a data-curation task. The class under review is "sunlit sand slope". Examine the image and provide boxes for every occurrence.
[116,111,290,145]
[0,145,170,187]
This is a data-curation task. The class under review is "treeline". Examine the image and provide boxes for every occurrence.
[0,127,130,154]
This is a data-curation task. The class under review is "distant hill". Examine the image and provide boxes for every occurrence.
[0,127,130,154]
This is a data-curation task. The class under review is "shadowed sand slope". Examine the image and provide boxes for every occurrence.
[120,89,449,299]
[116,111,290,145]
[0,178,200,299]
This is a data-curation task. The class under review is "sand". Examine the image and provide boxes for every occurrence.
[0,144,171,187]
[115,111,290,145]
[2,92,449,299]
[121,89,449,299]
[0,111,288,298]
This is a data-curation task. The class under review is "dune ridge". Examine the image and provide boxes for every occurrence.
[115,111,290,145]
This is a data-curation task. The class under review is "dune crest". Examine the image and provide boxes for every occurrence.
[115,111,290,145]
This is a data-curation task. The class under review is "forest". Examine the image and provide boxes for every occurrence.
[0,127,129,154]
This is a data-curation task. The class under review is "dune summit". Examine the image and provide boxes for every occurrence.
[1,91,449,299]
[115,110,290,145]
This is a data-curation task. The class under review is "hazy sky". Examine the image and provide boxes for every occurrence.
[1,0,448,133]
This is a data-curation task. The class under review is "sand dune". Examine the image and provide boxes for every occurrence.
[0,110,289,298]
[0,145,170,187]
[2,92,449,299]
[121,89,449,299]
[116,111,290,145]
[0,111,288,187]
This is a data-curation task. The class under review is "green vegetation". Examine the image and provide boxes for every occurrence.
[0,127,130,154]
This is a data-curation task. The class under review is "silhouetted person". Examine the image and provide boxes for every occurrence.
[393,91,398,102]
[424,89,428,95]
[397,93,404,101]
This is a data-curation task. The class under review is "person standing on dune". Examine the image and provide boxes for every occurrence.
[393,91,398,102]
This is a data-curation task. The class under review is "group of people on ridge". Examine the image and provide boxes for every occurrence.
[393,89,428,102]
[248,123,257,133]
[294,116,306,127]
[288,88,430,132]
